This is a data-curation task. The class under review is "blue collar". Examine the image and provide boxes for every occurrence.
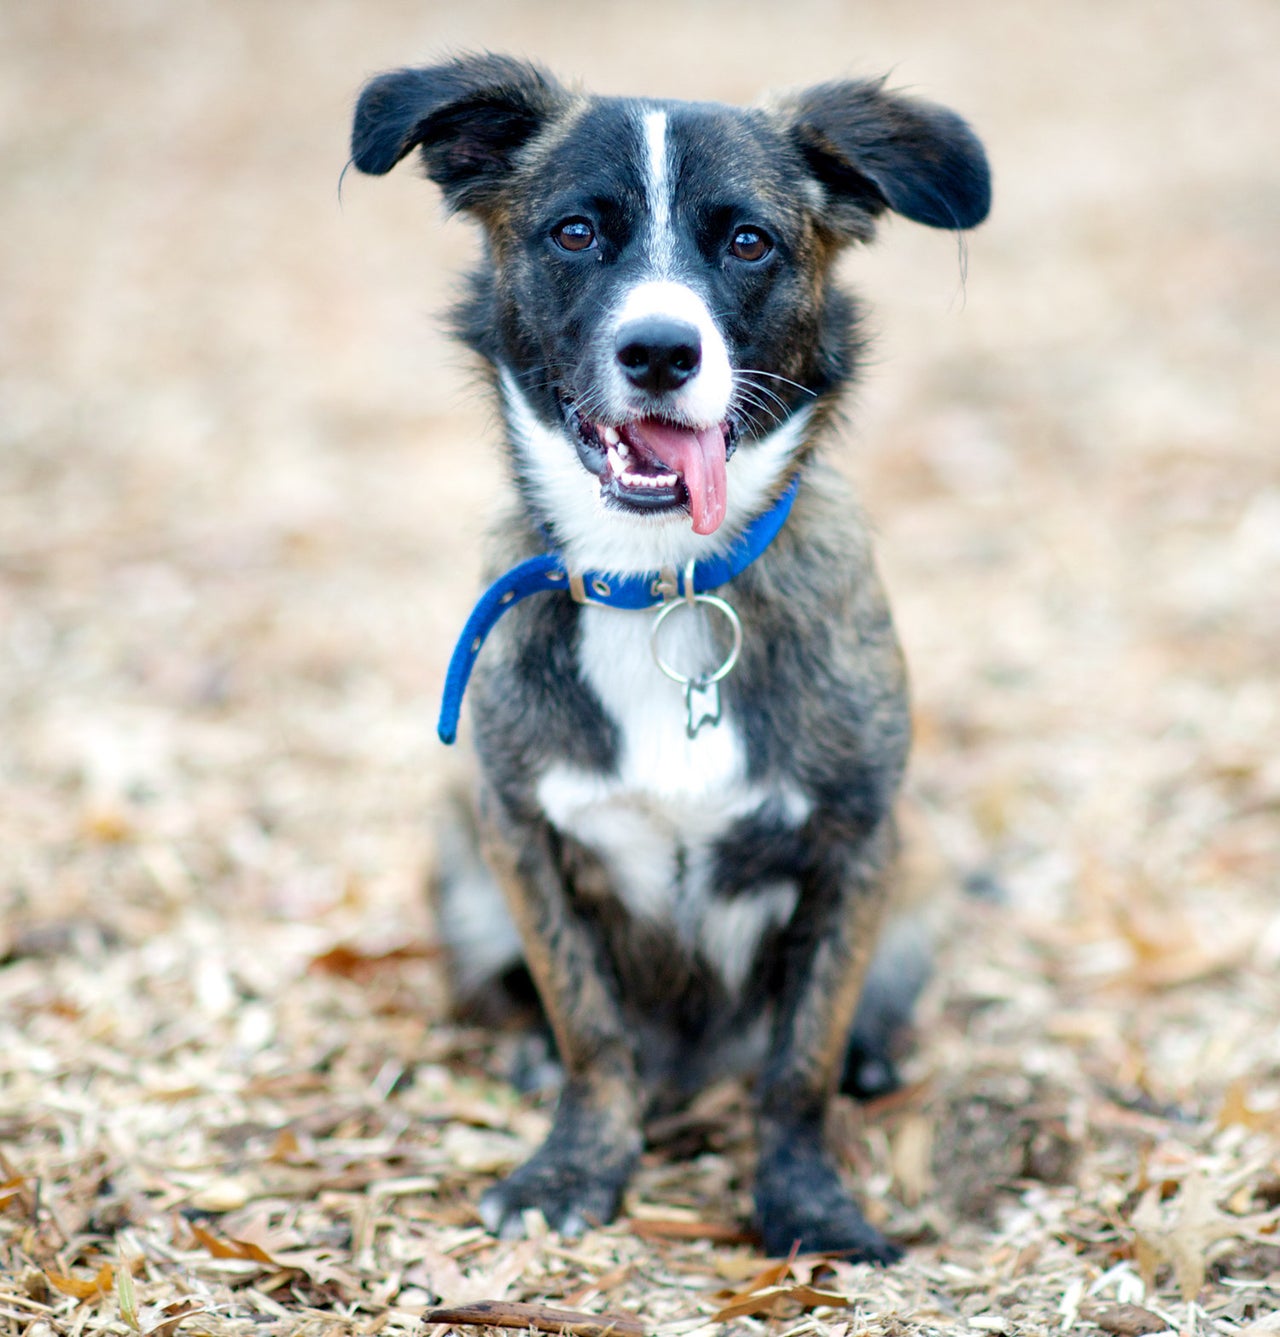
[436,473,800,744]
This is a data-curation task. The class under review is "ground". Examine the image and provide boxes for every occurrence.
[1,2,1278,1335]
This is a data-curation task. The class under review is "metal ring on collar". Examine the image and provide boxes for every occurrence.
[650,593,743,687]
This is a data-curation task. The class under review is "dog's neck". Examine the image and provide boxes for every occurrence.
[436,469,802,746]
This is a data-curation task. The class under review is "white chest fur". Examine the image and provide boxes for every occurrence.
[536,601,804,991]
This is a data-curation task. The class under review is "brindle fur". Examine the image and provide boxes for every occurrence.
[468,468,908,1256]
[351,53,989,1262]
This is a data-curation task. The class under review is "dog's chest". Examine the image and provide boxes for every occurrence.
[536,603,804,989]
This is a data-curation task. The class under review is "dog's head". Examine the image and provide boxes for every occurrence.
[351,55,989,567]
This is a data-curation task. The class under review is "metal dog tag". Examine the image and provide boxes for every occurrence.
[651,572,744,740]
[684,676,722,739]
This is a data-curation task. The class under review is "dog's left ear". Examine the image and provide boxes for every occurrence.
[350,53,568,215]
[782,78,991,238]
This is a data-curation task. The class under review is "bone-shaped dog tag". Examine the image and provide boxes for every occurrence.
[684,677,722,739]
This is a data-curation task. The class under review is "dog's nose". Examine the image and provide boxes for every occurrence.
[615,318,702,393]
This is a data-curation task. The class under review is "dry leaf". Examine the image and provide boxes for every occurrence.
[420,1299,645,1337]
[626,1217,753,1244]
[564,1263,634,1308]
[189,1222,274,1264]
[45,1264,115,1300]
[1129,1170,1280,1300]
[712,1255,795,1298]
[0,1175,30,1211]
[711,1255,851,1322]
[308,942,438,979]
[144,1300,206,1337]
[712,1284,850,1323]
[1218,1079,1280,1134]
[1088,1302,1171,1336]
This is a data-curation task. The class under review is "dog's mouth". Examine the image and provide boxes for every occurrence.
[565,402,737,536]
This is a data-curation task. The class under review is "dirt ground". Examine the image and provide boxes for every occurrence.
[2,2,1278,1334]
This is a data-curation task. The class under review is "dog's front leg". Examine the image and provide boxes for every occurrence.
[755,817,903,1263]
[475,800,643,1238]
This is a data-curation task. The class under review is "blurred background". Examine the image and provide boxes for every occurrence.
[1,0,1278,1298]
[4,0,1276,951]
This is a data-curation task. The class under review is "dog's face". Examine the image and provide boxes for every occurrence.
[352,56,989,564]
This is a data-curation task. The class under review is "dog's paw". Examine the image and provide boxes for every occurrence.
[755,1145,902,1264]
[757,1197,903,1264]
[479,1152,632,1238]
[839,1037,901,1103]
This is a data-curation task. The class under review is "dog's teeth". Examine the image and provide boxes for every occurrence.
[610,465,678,491]
[602,426,621,446]
[616,439,630,458]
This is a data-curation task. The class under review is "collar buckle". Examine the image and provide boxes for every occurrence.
[568,571,613,606]
[650,559,698,605]
[651,565,680,604]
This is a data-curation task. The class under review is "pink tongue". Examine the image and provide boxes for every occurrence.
[628,422,728,535]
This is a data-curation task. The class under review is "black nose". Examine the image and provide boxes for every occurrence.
[615,317,702,393]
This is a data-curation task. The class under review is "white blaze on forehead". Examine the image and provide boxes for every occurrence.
[641,108,674,271]
[612,110,730,427]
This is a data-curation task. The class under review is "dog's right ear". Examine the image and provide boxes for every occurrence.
[350,54,567,214]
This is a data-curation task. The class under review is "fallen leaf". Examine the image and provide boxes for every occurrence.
[1217,1079,1280,1134]
[420,1299,644,1337]
[564,1263,634,1308]
[308,942,439,979]
[713,1284,850,1323]
[711,1253,850,1323]
[144,1300,206,1337]
[1129,1170,1280,1300]
[189,1222,274,1264]
[0,1174,30,1211]
[1087,1302,1170,1336]
[627,1217,754,1244]
[45,1264,114,1300]
[712,1255,795,1298]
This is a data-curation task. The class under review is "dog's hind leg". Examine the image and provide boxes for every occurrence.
[841,912,932,1100]
[840,796,946,1100]
[431,792,527,1021]
[431,794,562,1092]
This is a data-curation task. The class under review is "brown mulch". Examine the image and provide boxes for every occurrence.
[2,3,1278,1335]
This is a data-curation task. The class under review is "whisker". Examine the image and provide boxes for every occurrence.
[731,374,793,417]
[730,388,785,429]
[736,368,818,398]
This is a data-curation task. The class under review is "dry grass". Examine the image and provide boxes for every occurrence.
[2,2,1278,1334]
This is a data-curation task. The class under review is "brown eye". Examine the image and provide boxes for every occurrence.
[552,218,597,252]
[729,227,772,262]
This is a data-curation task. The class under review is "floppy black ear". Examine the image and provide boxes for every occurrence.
[350,54,567,213]
[783,78,991,237]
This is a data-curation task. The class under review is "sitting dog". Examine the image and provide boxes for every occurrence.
[350,54,989,1262]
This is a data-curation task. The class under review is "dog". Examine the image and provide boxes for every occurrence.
[349,53,989,1262]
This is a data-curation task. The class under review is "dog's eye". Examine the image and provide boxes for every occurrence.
[552,218,597,252]
[729,227,772,263]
